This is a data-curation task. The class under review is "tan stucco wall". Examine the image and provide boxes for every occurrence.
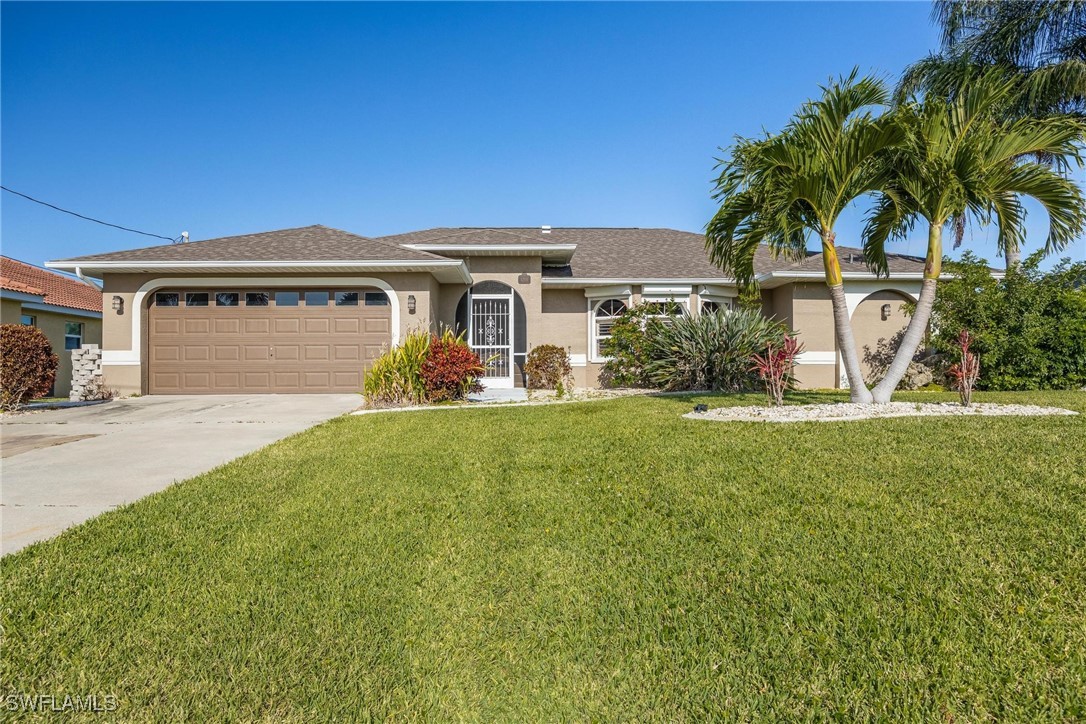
[540,288,594,387]
[1,297,25,324]
[852,291,913,379]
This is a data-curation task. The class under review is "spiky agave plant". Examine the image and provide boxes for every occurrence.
[643,308,793,392]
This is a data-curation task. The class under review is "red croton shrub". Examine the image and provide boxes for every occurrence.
[420,332,485,402]
[946,329,981,407]
[0,324,59,410]
[750,334,801,406]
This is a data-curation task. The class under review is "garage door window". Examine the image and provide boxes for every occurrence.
[335,291,359,306]
[186,292,209,307]
[305,291,329,306]
[216,292,239,307]
[246,292,270,306]
[274,291,299,306]
[365,292,389,306]
[155,292,179,307]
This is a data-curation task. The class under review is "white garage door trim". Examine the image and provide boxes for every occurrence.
[103,276,401,366]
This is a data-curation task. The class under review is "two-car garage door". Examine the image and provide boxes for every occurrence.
[148,287,391,394]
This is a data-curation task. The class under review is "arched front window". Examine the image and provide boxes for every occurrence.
[593,299,627,359]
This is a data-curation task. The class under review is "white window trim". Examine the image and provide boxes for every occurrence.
[64,322,84,351]
[589,297,628,364]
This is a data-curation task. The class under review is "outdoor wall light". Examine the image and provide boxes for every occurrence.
[881,303,891,321]
[407,295,416,315]
[112,295,124,315]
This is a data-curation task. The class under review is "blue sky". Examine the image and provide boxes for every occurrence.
[2,1,1082,268]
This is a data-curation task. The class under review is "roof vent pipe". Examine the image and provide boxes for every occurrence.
[541,225,551,234]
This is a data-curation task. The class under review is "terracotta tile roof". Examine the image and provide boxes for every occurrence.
[1,256,102,313]
[379,227,927,280]
[55,225,449,263]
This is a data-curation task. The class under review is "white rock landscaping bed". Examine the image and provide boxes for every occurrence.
[685,401,1078,423]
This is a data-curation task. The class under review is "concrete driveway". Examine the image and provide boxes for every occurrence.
[1,395,359,555]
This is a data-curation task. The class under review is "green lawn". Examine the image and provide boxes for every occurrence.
[3,391,1085,720]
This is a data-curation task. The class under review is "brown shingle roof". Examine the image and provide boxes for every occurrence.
[1,257,102,313]
[379,227,927,280]
[381,227,572,246]
[55,225,449,263]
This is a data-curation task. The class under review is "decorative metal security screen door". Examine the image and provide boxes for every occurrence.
[470,293,514,388]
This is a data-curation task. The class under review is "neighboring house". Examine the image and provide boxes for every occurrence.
[1,256,104,397]
[45,225,926,395]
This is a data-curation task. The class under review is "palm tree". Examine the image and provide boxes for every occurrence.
[706,71,904,403]
[903,0,1086,117]
[900,0,1086,267]
[865,71,1086,402]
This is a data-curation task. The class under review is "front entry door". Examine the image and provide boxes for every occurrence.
[470,294,514,388]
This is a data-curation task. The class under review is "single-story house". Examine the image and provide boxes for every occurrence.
[45,225,927,395]
[1,256,104,397]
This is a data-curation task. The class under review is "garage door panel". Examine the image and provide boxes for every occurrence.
[183,345,211,362]
[274,345,300,361]
[214,346,241,362]
[334,371,362,387]
[152,372,181,391]
[304,371,331,389]
[214,318,241,335]
[243,372,271,390]
[244,345,270,361]
[304,345,329,361]
[184,318,210,334]
[275,318,301,334]
[154,318,181,335]
[244,318,271,334]
[152,345,181,362]
[334,345,360,361]
[304,318,330,334]
[365,318,390,334]
[274,371,301,387]
[149,287,391,394]
[183,371,212,389]
[334,318,360,334]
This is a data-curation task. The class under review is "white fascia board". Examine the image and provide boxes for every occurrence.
[19,301,102,319]
[698,284,735,299]
[583,284,632,299]
[45,259,472,284]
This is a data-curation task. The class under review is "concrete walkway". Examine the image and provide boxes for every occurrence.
[1,394,359,555]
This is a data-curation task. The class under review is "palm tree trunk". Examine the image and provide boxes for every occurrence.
[1004,238,1021,270]
[871,223,942,403]
[822,233,872,403]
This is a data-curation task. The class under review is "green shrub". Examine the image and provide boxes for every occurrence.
[602,306,791,391]
[599,305,672,387]
[362,330,431,407]
[524,345,572,390]
[0,324,59,410]
[643,308,792,391]
[927,252,1086,390]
